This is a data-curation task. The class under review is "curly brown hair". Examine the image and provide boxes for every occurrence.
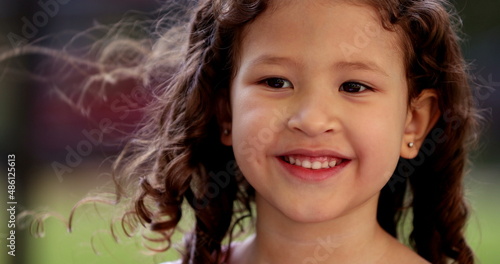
[110,0,480,263]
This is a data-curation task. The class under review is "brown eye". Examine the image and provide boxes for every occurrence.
[263,78,293,89]
[339,82,370,93]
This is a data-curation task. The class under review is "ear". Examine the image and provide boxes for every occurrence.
[220,122,232,146]
[401,89,440,159]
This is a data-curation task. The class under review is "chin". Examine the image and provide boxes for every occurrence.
[279,203,344,224]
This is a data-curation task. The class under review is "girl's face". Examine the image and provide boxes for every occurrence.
[226,0,409,223]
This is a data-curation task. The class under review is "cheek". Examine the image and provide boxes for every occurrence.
[230,86,289,148]
[348,102,406,181]
[230,94,279,168]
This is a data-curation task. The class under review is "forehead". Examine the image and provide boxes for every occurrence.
[236,0,404,74]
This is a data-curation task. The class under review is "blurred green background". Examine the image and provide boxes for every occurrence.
[0,0,499,263]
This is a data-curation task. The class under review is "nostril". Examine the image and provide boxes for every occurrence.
[288,118,336,137]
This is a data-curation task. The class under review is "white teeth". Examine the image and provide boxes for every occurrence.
[311,161,322,169]
[302,160,312,169]
[284,156,341,170]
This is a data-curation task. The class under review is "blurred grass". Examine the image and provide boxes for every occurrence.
[465,165,500,264]
[25,166,182,264]
[25,165,499,264]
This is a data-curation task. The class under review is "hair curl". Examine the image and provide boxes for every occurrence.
[108,0,481,263]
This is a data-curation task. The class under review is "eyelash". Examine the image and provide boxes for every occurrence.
[260,78,373,93]
[260,77,294,89]
[339,82,373,93]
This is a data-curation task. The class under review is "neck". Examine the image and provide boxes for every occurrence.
[236,194,391,264]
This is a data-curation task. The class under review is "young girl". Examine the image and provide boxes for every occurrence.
[104,0,481,263]
[17,0,480,263]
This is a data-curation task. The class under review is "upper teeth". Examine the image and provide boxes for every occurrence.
[286,156,339,170]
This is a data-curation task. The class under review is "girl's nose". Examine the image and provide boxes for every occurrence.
[287,87,339,137]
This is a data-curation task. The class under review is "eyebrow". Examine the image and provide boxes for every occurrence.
[246,55,389,77]
[246,55,301,69]
[334,61,389,77]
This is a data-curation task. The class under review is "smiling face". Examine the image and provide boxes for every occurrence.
[223,0,410,223]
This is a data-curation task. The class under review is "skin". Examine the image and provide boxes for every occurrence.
[220,0,439,263]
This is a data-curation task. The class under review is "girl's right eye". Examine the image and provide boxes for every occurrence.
[260,78,293,89]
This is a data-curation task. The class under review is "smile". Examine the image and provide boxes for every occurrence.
[281,155,344,170]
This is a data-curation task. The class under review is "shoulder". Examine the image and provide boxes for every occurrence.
[383,236,430,264]
[372,229,430,264]
[160,240,244,264]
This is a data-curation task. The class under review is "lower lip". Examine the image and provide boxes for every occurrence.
[276,157,349,182]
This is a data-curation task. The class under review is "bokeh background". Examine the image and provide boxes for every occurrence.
[0,0,498,263]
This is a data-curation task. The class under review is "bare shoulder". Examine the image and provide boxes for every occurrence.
[383,236,430,264]
[391,245,430,264]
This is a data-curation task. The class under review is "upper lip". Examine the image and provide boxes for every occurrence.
[276,148,351,160]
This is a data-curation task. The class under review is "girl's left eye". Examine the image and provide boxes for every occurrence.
[261,78,293,89]
[339,82,372,93]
